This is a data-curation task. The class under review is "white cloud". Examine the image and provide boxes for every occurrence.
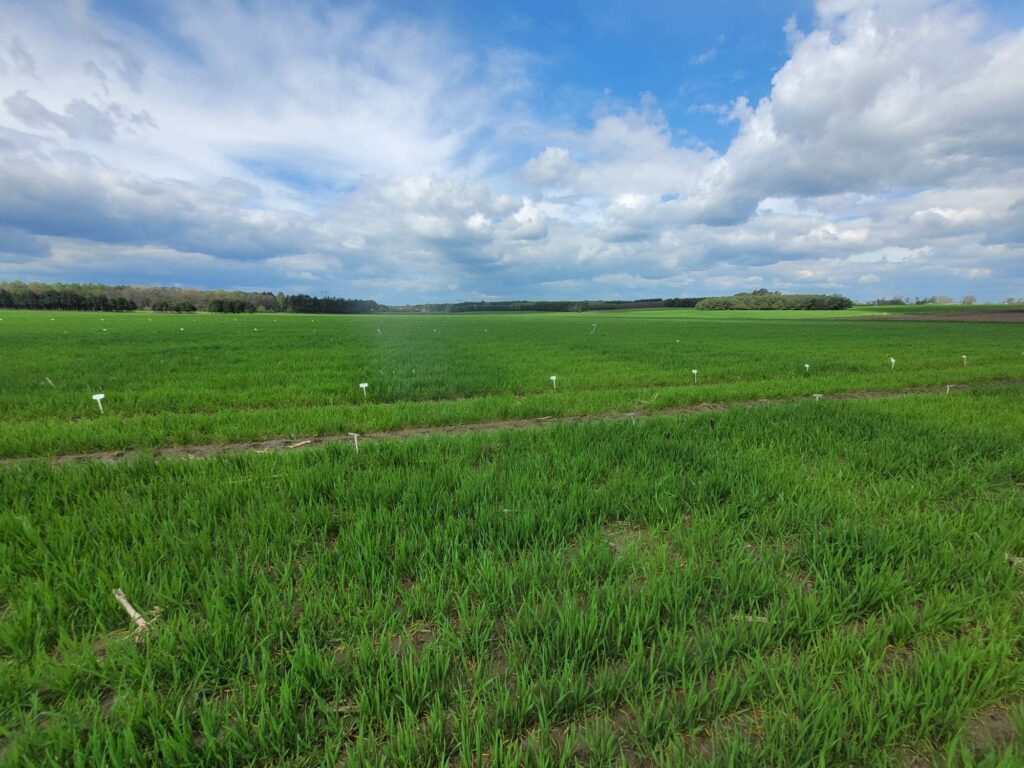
[0,0,1022,302]
[4,89,153,141]
[506,199,549,241]
[524,146,576,185]
[690,34,725,66]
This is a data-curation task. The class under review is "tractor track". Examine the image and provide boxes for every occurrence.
[2,380,1019,467]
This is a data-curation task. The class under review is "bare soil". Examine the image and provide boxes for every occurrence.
[964,703,1020,753]
[864,311,1024,323]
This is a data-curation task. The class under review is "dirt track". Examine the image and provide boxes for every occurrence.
[2,381,1014,467]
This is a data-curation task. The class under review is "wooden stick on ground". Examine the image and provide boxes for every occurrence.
[112,588,150,634]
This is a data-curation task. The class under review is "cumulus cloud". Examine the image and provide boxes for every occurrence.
[513,0,1024,299]
[524,147,576,185]
[0,0,1022,302]
[712,0,1024,205]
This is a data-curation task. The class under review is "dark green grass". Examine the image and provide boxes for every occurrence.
[1,310,1022,457]
[2,388,1023,765]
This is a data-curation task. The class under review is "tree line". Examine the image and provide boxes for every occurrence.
[695,289,854,310]
[862,295,1019,306]
[152,301,198,313]
[2,281,882,315]
[388,298,707,313]
[0,283,381,314]
[0,285,138,311]
[283,294,382,314]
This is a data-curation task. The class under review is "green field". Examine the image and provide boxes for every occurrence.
[2,309,1023,765]
[0,308,1021,458]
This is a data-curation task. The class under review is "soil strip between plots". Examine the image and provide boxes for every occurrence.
[3,381,1019,467]
[858,310,1024,323]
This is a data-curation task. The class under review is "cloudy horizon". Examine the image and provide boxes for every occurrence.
[1,0,1022,303]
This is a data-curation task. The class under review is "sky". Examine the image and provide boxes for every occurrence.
[1,0,1022,303]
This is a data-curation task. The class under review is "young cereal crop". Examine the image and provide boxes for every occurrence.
[2,386,1023,765]
[0,309,1021,458]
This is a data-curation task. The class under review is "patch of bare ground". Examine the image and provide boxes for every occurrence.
[894,744,938,767]
[863,311,1024,323]
[895,702,1021,766]
[963,702,1021,755]
[388,623,440,659]
[100,689,116,719]
[603,523,654,555]
[880,644,916,675]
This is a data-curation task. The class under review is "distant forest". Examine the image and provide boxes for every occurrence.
[390,297,706,313]
[0,282,710,314]
[1,281,855,314]
[0,282,382,314]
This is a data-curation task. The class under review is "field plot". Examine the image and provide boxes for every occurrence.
[2,388,1024,765]
[0,308,1022,458]
[2,309,1023,765]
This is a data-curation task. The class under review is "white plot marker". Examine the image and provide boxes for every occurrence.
[890,356,896,370]
[550,375,557,390]
[359,382,368,398]
[591,323,597,334]
[962,355,968,367]
[692,369,698,383]
[813,393,823,402]
[348,432,360,453]
[946,384,953,395]
[92,393,105,413]
[804,363,810,373]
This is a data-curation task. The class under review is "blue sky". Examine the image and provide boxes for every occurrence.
[1,0,1023,303]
